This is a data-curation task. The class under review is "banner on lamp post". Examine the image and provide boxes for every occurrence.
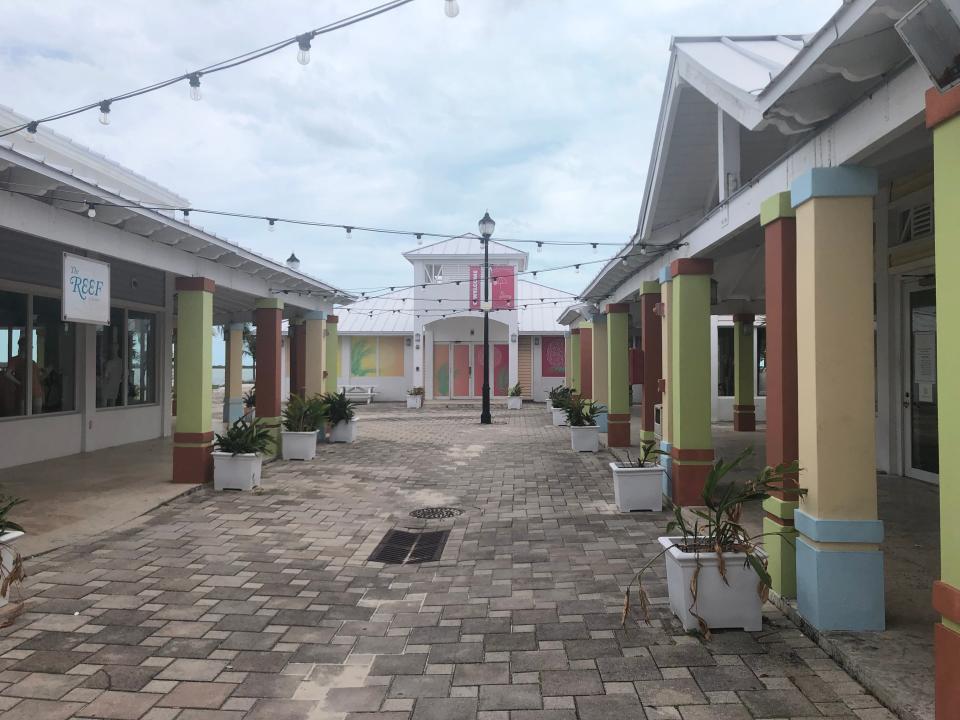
[62,253,111,325]
[492,265,516,309]
[469,265,482,310]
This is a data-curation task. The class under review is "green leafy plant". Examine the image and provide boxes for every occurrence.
[320,390,357,425]
[621,447,803,638]
[548,385,573,407]
[564,397,596,427]
[282,394,325,432]
[242,389,256,410]
[0,494,25,536]
[509,383,522,397]
[617,440,663,468]
[407,386,425,396]
[589,401,607,415]
[214,417,271,456]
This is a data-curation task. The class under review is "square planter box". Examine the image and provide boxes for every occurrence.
[281,430,318,461]
[213,452,263,491]
[611,462,663,512]
[659,536,766,632]
[329,419,357,443]
[570,425,599,452]
[0,530,25,608]
[551,407,567,426]
[407,396,423,409]
[507,396,522,410]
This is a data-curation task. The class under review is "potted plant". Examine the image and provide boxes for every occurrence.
[212,417,271,491]
[622,449,802,635]
[591,402,608,433]
[407,386,424,409]
[280,394,324,461]
[507,383,523,410]
[566,398,599,452]
[611,441,664,512]
[0,494,25,610]
[322,390,358,443]
[549,386,572,426]
[310,395,328,443]
[242,389,256,419]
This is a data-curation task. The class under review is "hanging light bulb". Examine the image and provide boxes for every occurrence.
[24,121,38,142]
[639,244,647,255]
[98,100,112,126]
[536,242,543,253]
[86,203,97,218]
[345,226,353,240]
[182,208,191,224]
[621,256,628,266]
[416,233,423,245]
[575,264,581,274]
[445,0,460,17]
[591,243,598,254]
[188,73,202,101]
[268,218,276,232]
[296,34,312,65]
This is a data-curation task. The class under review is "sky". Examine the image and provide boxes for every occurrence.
[1,0,841,314]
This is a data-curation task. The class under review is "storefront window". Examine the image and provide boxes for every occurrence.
[33,296,76,413]
[97,308,127,407]
[717,326,734,397]
[127,311,156,405]
[0,291,29,417]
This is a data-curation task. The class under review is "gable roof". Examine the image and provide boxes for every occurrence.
[403,235,527,267]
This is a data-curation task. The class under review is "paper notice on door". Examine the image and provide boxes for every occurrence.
[918,382,934,403]
[914,332,937,384]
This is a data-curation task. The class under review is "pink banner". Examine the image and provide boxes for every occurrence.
[469,265,482,310]
[541,336,565,377]
[492,265,515,309]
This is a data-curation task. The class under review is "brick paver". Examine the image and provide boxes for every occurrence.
[0,405,891,719]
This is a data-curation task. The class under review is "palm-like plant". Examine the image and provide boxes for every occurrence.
[282,394,325,432]
[214,417,271,456]
[564,397,596,427]
[548,385,573,407]
[320,390,357,425]
[0,495,25,536]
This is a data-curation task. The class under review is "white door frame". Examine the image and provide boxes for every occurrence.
[900,276,939,484]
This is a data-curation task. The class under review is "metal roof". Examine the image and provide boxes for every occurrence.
[403,235,528,267]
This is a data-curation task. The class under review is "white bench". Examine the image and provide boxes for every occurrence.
[340,385,377,404]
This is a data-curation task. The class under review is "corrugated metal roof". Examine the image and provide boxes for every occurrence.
[673,36,805,97]
[403,235,526,258]
[517,280,575,333]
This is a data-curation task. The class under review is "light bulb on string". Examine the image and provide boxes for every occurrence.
[86,203,97,218]
[416,234,423,245]
[639,244,647,255]
[591,243,598,254]
[444,0,460,17]
[536,242,543,253]
[188,73,202,101]
[296,34,312,65]
[98,101,111,126]
[345,227,353,240]
[182,209,191,224]
[24,121,38,142]
[267,218,276,232]
[575,264,581,275]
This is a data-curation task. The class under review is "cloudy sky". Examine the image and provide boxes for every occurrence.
[2,0,840,299]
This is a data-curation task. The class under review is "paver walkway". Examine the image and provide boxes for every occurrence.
[0,405,895,719]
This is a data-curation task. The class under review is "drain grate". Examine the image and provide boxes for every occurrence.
[409,506,464,520]
[368,529,450,565]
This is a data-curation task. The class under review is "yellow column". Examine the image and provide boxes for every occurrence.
[591,316,608,405]
[324,315,339,393]
[791,166,883,631]
[304,312,325,397]
[173,277,214,484]
[223,322,244,423]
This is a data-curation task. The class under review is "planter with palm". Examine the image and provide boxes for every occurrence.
[212,417,272,490]
[321,390,359,443]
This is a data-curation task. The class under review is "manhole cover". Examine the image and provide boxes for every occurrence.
[368,529,450,565]
[409,506,464,520]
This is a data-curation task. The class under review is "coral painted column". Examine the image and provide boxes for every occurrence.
[570,330,581,394]
[791,166,884,631]
[640,281,662,444]
[669,259,714,506]
[659,268,674,489]
[605,303,631,447]
[223,322,245,424]
[732,313,755,431]
[173,277,214,483]
[927,86,960,719]
[289,319,306,398]
[255,298,284,455]
[591,317,608,405]
[760,191,800,598]
[578,324,593,400]
[324,315,339,393]
[304,311,326,398]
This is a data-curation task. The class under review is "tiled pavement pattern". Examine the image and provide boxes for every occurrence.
[0,405,895,720]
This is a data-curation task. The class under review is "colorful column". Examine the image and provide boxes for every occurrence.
[732,313,756,431]
[670,259,714,506]
[570,329,581,394]
[304,311,325,398]
[760,191,800,598]
[173,277,214,483]
[659,268,674,489]
[223,322,245,424]
[791,166,883,631]
[640,281,662,444]
[289,319,306,398]
[255,298,284,455]
[591,316,608,405]
[578,324,593,400]
[927,86,960,718]
[324,315,339,393]
[606,303,631,447]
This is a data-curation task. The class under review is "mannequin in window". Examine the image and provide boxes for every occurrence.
[101,340,124,406]
[5,336,42,414]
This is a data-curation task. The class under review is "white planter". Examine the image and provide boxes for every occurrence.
[570,425,599,452]
[407,395,423,409]
[611,463,664,512]
[213,452,263,491]
[0,530,25,608]
[552,407,567,426]
[281,430,318,461]
[507,396,522,410]
[659,536,766,632]
[329,419,357,443]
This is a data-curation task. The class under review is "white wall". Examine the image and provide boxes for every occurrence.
[338,335,414,402]
[0,414,84,469]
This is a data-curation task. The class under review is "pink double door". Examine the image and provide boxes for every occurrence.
[438,342,508,398]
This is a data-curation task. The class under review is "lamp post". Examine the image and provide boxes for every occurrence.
[479,212,495,425]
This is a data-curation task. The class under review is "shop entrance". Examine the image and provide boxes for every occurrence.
[902,279,939,483]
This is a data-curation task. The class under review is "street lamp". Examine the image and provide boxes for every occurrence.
[479,211,495,425]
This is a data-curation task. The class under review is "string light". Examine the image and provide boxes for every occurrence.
[444,0,460,18]
[416,234,423,245]
[345,226,353,240]
[296,34,313,65]
[98,101,111,125]
[24,121,38,142]
[86,202,97,218]
[575,264,581,274]
[639,243,647,255]
[188,73,202,102]
[182,209,190,223]
[536,242,543,253]
[268,218,276,232]
[591,243,598,254]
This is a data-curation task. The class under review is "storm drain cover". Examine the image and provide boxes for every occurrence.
[409,506,464,520]
[368,529,450,565]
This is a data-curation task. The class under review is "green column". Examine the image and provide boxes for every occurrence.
[570,329,581,394]
[733,313,756,431]
[606,304,631,447]
[173,277,214,484]
[324,315,339,393]
[591,317,608,405]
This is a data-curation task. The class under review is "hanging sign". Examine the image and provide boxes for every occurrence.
[492,265,516,309]
[62,253,111,324]
[469,265,482,310]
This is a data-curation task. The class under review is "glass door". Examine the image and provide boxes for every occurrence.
[902,281,939,483]
[433,342,450,399]
[452,344,472,398]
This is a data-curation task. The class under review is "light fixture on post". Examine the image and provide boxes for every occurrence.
[445,0,460,18]
[895,0,960,92]
[98,100,112,125]
[286,253,300,271]
[296,33,313,65]
[478,211,495,425]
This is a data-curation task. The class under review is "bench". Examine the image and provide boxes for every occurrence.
[340,385,377,404]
